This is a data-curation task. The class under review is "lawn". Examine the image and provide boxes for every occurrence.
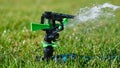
[0,0,120,68]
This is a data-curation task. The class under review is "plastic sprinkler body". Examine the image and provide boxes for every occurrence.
[42,26,60,61]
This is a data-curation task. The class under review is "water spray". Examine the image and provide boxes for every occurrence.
[30,3,120,63]
[69,3,120,27]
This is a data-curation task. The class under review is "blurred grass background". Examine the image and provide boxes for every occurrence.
[0,0,120,68]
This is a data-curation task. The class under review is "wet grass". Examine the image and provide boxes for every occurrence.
[0,0,120,68]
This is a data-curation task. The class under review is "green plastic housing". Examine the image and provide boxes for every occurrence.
[31,18,68,31]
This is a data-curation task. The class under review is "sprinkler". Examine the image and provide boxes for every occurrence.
[30,11,120,63]
[31,11,77,62]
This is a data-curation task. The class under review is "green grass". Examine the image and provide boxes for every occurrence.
[0,0,120,68]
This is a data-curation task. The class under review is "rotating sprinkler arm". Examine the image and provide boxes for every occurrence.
[40,11,74,31]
